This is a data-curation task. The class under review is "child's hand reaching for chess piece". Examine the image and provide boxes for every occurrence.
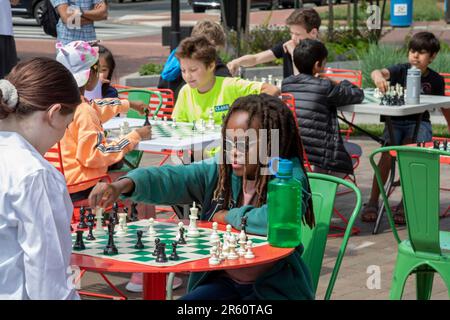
[89,179,135,209]
[371,69,390,93]
[134,125,152,140]
[129,101,148,115]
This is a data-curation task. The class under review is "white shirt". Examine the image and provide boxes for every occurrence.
[0,132,79,300]
[0,0,14,36]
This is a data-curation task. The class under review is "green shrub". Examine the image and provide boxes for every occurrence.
[139,63,164,76]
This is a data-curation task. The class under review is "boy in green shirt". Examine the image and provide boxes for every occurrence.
[172,36,280,124]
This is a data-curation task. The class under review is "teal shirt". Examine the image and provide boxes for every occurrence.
[123,157,315,300]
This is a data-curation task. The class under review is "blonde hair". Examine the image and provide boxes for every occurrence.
[191,20,226,48]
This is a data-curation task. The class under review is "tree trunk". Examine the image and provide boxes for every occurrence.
[328,0,334,42]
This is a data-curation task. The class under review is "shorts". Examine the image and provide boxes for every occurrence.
[382,120,432,145]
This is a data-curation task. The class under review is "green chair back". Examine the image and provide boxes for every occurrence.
[302,172,362,299]
[370,146,445,253]
[118,89,163,119]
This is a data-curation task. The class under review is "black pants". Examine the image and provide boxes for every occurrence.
[0,35,18,79]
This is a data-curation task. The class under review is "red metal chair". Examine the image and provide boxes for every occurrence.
[281,93,360,237]
[44,143,128,300]
[439,72,450,96]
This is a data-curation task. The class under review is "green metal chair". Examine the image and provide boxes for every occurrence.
[302,172,362,299]
[370,146,450,300]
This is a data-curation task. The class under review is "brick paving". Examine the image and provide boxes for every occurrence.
[77,137,450,300]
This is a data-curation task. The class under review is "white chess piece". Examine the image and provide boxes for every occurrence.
[94,207,105,236]
[207,109,215,129]
[244,240,255,259]
[117,213,128,235]
[147,217,157,237]
[163,116,168,126]
[199,119,206,132]
[210,222,220,242]
[172,117,177,128]
[187,202,200,237]
[227,234,239,260]
[208,246,220,265]
[238,229,247,257]
[225,224,232,239]
[176,221,185,241]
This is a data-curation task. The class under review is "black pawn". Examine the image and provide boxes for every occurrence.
[156,243,168,263]
[143,108,150,126]
[433,140,440,150]
[444,140,448,151]
[192,120,197,131]
[112,202,119,225]
[130,203,139,222]
[153,238,161,256]
[73,230,85,250]
[169,241,179,260]
[104,224,118,255]
[134,230,144,250]
[177,227,186,245]
[78,207,88,229]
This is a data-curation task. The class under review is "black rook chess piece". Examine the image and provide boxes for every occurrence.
[73,230,86,250]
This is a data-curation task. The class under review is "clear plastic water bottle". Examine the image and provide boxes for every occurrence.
[267,158,303,248]
[406,65,421,105]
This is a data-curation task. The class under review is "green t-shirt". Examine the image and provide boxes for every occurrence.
[172,76,263,124]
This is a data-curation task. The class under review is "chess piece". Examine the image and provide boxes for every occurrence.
[169,241,179,260]
[78,207,88,229]
[207,109,215,129]
[104,223,118,255]
[210,221,220,242]
[86,223,96,241]
[112,202,119,225]
[143,108,150,126]
[177,222,187,245]
[134,230,144,249]
[152,238,161,256]
[147,217,157,237]
[244,240,255,259]
[238,229,247,257]
[130,202,139,222]
[192,120,197,131]
[156,243,168,263]
[117,213,128,235]
[94,207,105,236]
[444,140,448,151]
[225,224,232,239]
[208,246,220,265]
[187,202,200,237]
[227,234,239,260]
[171,117,177,128]
[433,140,440,150]
[163,116,168,126]
[73,230,86,250]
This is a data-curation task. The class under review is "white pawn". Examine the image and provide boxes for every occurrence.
[222,234,230,258]
[163,116,168,126]
[244,240,255,259]
[147,217,157,237]
[208,246,220,265]
[176,221,185,241]
[207,109,215,129]
[117,213,128,235]
[227,234,239,260]
[210,221,220,242]
[238,229,247,257]
[187,201,200,237]
[225,224,233,239]
[171,117,177,128]
[94,207,105,236]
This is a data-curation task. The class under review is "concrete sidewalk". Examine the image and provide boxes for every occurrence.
[77,136,450,300]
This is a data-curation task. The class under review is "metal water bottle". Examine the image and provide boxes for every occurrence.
[406,65,421,105]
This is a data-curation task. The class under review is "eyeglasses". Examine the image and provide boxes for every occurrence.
[224,138,257,154]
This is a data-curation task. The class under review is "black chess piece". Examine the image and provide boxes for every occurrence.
[417,141,422,147]
[169,241,179,260]
[112,202,119,224]
[433,140,440,150]
[192,120,197,131]
[143,108,150,126]
[152,238,161,256]
[444,140,448,151]
[104,223,118,255]
[73,230,86,250]
[86,223,96,241]
[156,243,168,263]
[78,207,88,229]
[177,227,187,245]
[135,230,144,249]
[130,202,139,222]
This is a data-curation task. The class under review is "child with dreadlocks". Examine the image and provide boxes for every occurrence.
[88,93,315,300]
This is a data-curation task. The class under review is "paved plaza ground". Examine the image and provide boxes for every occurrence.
[77,136,450,300]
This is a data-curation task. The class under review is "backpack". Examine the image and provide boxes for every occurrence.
[40,0,59,38]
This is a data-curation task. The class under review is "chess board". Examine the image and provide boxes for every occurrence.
[72,220,268,267]
[363,89,380,104]
[106,119,220,141]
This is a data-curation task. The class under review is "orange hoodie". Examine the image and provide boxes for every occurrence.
[61,97,141,193]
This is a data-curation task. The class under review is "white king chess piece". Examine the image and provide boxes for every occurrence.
[187,201,200,237]
[94,207,105,236]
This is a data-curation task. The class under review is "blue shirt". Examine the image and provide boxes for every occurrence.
[52,0,103,44]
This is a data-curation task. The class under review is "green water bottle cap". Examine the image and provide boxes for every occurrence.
[269,158,293,178]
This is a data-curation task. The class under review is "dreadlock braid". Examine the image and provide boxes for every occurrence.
[214,94,315,228]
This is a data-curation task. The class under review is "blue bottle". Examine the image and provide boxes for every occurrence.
[267,159,302,248]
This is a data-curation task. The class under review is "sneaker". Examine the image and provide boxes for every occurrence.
[125,274,183,293]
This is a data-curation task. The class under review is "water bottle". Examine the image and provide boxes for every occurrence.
[267,158,303,248]
[406,65,421,105]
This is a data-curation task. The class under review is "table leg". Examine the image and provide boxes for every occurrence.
[143,273,167,300]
